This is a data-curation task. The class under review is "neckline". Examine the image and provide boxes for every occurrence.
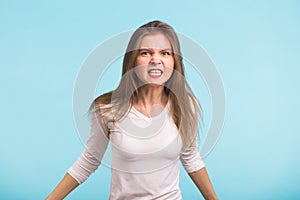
[131,100,170,120]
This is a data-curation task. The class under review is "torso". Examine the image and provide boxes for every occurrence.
[106,100,184,199]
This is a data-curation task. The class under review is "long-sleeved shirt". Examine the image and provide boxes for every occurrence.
[68,100,205,199]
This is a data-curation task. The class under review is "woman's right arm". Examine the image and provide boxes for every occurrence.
[46,173,79,200]
[46,110,110,199]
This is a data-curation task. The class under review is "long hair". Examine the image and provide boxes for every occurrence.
[90,20,201,150]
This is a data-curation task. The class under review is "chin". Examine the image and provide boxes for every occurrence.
[145,82,164,87]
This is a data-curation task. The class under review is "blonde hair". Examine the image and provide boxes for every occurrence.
[91,20,201,150]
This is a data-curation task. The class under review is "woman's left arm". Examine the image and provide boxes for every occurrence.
[188,167,218,200]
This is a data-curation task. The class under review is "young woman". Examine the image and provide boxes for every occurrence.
[47,20,218,200]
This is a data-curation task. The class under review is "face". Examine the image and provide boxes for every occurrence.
[134,33,175,86]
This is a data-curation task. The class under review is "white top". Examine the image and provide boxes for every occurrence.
[68,101,205,200]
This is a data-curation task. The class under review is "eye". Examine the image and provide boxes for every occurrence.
[162,51,172,56]
[140,51,151,56]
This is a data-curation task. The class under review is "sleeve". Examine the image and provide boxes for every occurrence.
[180,95,205,173]
[180,139,205,173]
[68,111,109,184]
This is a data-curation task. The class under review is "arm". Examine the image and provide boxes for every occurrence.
[180,138,218,199]
[46,173,79,200]
[188,167,218,200]
[46,110,109,199]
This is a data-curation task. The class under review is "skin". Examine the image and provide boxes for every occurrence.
[47,33,218,200]
[133,33,174,116]
[46,173,78,200]
[189,168,218,200]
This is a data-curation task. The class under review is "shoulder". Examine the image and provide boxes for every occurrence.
[93,92,112,106]
[90,92,114,123]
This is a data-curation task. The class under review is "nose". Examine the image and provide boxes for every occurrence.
[150,53,162,65]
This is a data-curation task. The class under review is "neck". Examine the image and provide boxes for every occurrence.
[133,84,168,107]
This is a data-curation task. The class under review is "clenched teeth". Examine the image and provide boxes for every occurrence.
[148,69,163,75]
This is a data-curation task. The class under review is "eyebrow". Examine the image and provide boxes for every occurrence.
[139,48,172,51]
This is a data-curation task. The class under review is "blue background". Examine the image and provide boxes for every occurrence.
[1,0,299,199]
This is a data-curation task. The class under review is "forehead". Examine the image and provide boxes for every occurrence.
[139,33,172,49]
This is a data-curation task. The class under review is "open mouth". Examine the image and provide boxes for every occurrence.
[148,69,163,77]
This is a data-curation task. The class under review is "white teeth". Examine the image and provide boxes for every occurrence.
[148,69,162,75]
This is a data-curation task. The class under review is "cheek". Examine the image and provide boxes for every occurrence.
[165,67,174,79]
[135,57,148,67]
[167,56,175,66]
[165,59,175,70]
[134,58,148,79]
[164,60,175,78]
[134,66,147,80]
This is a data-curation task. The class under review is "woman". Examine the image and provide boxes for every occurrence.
[47,20,218,200]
